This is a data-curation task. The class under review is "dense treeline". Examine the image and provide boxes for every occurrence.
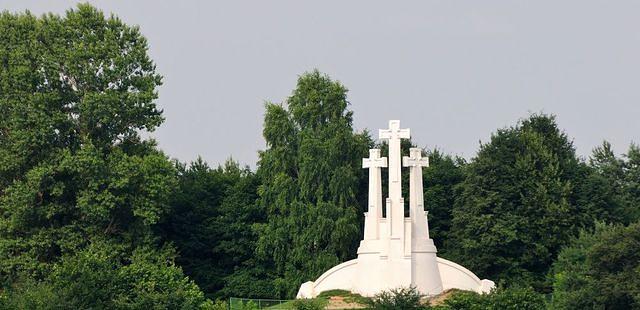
[0,4,211,308]
[1,5,639,309]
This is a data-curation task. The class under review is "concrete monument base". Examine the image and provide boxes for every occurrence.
[296,257,494,298]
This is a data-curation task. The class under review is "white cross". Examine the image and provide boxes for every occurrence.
[363,149,388,169]
[403,148,429,168]
[379,120,410,183]
[379,120,410,143]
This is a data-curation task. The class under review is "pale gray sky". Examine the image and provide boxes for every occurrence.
[3,1,640,167]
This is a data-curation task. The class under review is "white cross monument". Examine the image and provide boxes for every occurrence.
[403,148,430,241]
[297,120,495,298]
[362,149,387,241]
[379,120,410,241]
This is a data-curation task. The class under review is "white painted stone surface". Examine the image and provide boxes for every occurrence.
[296,120,495,299]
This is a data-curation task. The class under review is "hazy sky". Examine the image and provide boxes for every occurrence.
[3,1,640,167]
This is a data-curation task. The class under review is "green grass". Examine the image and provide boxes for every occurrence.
[230,298,294,309]
[317,289,371,306]
[229,290,370,309]
[262,300,296,309]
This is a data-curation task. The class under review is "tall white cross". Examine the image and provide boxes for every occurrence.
[403,148,429,169]
[363,149,388,169]
[403,148,430,240]
[363,149,387,240]
[379,120,410,201]
[379,120,410,239]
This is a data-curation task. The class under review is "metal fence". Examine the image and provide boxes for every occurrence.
[228,297,293,310]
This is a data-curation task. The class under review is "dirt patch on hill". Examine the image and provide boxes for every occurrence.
[319,289,460,309]
[426,289,459,306]
[325,296,367,309]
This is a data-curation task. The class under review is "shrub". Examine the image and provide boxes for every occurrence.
[317,289,352,298]
[238,300,259,310]
[207,299,228,310]
[317,289,371,305]
[435,287,544,310]
[437,290,487,310]
[489,287,545,310]
[292,298,327,310]
[0,243,212,309]
[368,286,427,310]
[550,221,640,309]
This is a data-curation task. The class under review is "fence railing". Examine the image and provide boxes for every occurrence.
[228,297,293,310]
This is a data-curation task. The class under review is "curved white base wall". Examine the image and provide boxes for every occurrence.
[296,256,494,298]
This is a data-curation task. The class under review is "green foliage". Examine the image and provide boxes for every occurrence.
[237,300,259,310]
[316,289,352,298]
[159,159,267,299]
[0,4,214,308]
[447,114,586,290]
[435,290,487,310]
[488,287,545,310]
[624,145,640,222]
[255,70,371,297]
[367,286,426,310]
[423,149,466,252]
[0,277,59,310]
[316,289,370,305]
[550,221,640,309]
[0,4,162,180]
[209,299,229,310]
[291,298,327,310]
[0,242,211,309]
[578,142,630,224]
[578,142,640,225]
[0,4,175,285]
[548,226,599,310]
[435,287,544,310]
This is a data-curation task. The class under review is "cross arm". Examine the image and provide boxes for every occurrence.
[402,156,429,167]
[363,157,388,168]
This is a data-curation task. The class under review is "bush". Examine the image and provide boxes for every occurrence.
[207,299,228,310]
[368,286,427,310]
[550,221,640,309]
[317,289,371,305]
[435,287,544,310]
[237,300,259,310]
[317,289,352,298]
[436,290,487,310]
[0,243,212,309]
[489,287,545,310]
[0,277,62,310]
[292,298,327,310]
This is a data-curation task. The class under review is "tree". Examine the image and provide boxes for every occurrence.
[550,221,640,309]
[622,144,640,222]
[159,158,268,299]
[159,159,229,298]
[437,287,545,310]
[217,163,273,299]
[367,286,426,310]
[571,142,640,228]
[0,4,176,285]
[422,149,465,252]
[254,70,371,297]
[0,242,213,309]
[447,114,584,290]
[574,142,631,225]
